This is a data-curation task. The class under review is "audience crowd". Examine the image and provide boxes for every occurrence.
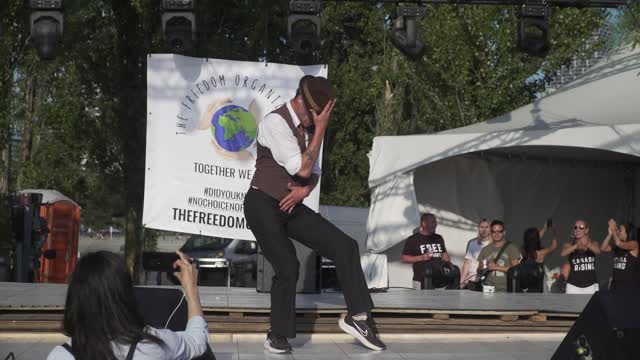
[402,214,640,293]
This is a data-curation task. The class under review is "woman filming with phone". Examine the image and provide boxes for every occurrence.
[523,219,558,264]
[517,220,558,292]
[560,220,601,294]
[47,251,208,360]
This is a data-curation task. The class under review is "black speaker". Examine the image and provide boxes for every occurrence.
[422,259,460,290]
[551,289,640,360]
[256,239,321,294]
[134,287,216,360]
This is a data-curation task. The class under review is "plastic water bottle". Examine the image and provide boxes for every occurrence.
[479,258,488,284]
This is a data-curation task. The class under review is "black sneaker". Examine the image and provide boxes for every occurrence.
[264,329,292,354]
[338,315,386,351]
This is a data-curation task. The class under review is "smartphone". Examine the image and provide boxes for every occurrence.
[142,252,179,272]
[546,218,553,228]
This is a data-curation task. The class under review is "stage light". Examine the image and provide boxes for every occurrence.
[389,6,426,60]
[30,0,63,60]
[162,0,196,53]
[287,1,321,55]
[517,1,551,57]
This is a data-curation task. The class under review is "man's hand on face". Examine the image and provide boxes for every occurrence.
[310,100,335,132]
[279,182,311,213]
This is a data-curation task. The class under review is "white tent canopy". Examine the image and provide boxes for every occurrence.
[19,189,79,206]
[366,46,640,288]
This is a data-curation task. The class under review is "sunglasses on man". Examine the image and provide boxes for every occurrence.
[574,225,587,230]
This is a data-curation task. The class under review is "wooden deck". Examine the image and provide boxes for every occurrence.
[0,282,587,333]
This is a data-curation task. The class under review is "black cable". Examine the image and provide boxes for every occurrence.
[385,286,416,290]
[367,286,416,292]
[164,293,186,329]
[462,273,481,284]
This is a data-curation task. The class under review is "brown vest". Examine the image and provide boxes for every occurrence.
[250,105,307,200]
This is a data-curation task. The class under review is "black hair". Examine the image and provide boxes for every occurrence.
[613,222,637,256]
[490,219,504,229]
[522,227,541,262]
[619,222,637,242]
[63,251,165,360]
[421,213,436,223]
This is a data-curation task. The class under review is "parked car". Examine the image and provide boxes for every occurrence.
[179,235,258,287]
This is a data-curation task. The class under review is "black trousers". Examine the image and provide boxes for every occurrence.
[244,187,373,337]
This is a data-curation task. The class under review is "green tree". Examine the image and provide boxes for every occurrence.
[614,3,640,46]
[319,4,609,206]
[0,0,32,194]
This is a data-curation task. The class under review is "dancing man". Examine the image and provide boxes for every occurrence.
[244,75,386,354]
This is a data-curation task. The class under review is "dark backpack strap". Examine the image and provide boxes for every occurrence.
[493,241,511,263]
[61,343,74,356]
[61,340,138,360]
[125,340,139,360]
[489,241,512,277]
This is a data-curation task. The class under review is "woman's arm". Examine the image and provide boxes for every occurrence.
[160,251,208,360]
[174,251,203,319]
[460,259,472,287]
[154,316,209,360]
[538,228,558,258]
[615,238,639,251]
[587,239,601,255]
[538,224,547,239]
[602,219,616,252]
[561,262,570,279]
[538,239,558,258]
[601,234,613,253]
[560,242,577,257]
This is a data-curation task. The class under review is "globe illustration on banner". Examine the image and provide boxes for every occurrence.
[210,104,257,152]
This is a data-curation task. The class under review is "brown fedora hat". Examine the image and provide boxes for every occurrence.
[299,75,336,115]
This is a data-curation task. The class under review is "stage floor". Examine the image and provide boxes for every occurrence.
[0,282,589,313]
[0,282,588,334]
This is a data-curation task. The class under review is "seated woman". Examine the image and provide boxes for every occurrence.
[560,219,601,294]
[518,223,558,292]
[601,219,640,290]
[47,251,208,360]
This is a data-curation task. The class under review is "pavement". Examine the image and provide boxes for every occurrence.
[0,333,563,360]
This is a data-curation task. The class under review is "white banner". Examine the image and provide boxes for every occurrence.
[143,54,327,240]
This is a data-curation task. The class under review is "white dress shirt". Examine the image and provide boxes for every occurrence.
[257,101,321,176]
[46,315,209,360]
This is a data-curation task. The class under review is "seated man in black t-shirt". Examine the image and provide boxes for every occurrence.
[401,213,459,289]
